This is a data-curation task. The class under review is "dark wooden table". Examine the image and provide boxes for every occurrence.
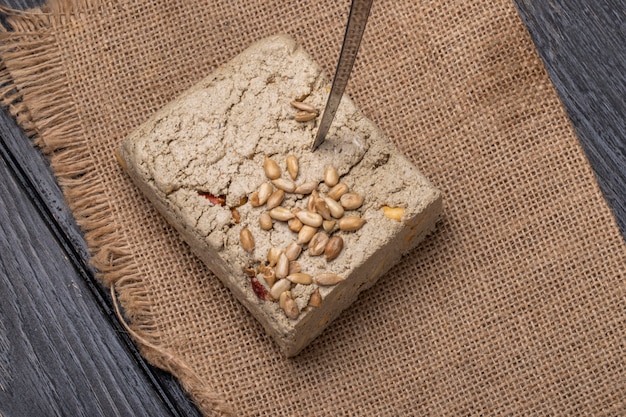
[1,1,625,415]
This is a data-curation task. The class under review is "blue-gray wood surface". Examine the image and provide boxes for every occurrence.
[1,0,625,415]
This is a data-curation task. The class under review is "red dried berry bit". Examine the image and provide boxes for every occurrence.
[198,192,226,206]
[250,276,268,300]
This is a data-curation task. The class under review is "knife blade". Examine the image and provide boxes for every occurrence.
[311,0,374,151]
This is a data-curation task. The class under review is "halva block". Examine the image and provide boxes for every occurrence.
[119,35,442,356]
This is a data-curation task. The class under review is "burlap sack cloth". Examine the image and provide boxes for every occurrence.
[2,0,625,415]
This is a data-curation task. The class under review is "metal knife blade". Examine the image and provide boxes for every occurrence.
[311,0,374,151]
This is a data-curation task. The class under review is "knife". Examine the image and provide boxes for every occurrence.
[311,0,374,151]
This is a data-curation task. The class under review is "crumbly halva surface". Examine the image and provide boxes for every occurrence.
[120,34,442,356]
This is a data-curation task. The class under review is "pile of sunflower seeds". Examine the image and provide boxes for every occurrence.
[240,148,370,320]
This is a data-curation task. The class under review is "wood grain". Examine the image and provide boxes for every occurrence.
[0,141,176,415]
[515,0,626,235]
[0,0,202,415]
[0,108,202,415]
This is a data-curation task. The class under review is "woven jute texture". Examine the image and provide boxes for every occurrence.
[2,0,625,415]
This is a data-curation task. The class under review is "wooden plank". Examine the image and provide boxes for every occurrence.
[0,144,169,415]
[0,108,203,416]
[0,0,203,415]
[514,0,626,236]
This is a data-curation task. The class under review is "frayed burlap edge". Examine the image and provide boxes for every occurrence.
[0,4,235,416]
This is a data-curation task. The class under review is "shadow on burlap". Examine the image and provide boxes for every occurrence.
[1,0,625,415]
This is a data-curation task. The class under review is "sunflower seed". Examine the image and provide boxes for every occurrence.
[297,225,318,244]
[308,288,322,307]
[307,190,319,212]
[263,156,281,180]
[294,181,318,195]
[270,278,291,299]
[240,228,255,253]
[322,220,336,233]
[290,100,319,114]
[259,212,273,230]
[288,261,301,275]
[324,165,339,187]
[324,235,344,261]
[231,208,241,224]
[275,253,290,278]
[327,183,348,200]
[267,247,282,267]
[281,293,300,319]
[314,198,332,221]
[308,231,329,256]
[288,217,304,232]
[338,216,367,232]
[262,267,276,287]
[258,182,273,205]
[266,189,285,210]
[296,210,323,228]
[272,178,296,193]
[313,272,345,286]
[286,272,312,285]
[284,241,302,261]
[340,193,364,210]
[383,206,405,222]
[324,197,344,219]
[294,110,317,122]
[286,154,299,180]
[279,290,290,310]
[269,206,295,221]
[249,192,261,207]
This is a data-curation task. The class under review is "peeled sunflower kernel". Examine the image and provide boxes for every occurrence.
[340,193,364,210]
[294,110,317,122]
[308,231,329,256]
[327,183,348,200]
[294,181,318,194]
[258,182,273,205]
[269,206,295,221]
[286,154,299,180]
[308,289,322,307]
[296,210,323,228]
[313,272,344,286]
[324,197,344,219]
[297,225,317,244]
[272,178,296,193]
[324,235,344,261]
[240,228,255,253]
[282,295,300,320]
[286,272,312,285]
[263,156,281,179]
[290,100,319,114]
[338,216,367,232]
[324,165,339,187]
[259,212,273,230]
[270,278,291,300]
[275,253,290,279]
[266,189,285,210]
[288,217,304,232]
[267,247,282,267]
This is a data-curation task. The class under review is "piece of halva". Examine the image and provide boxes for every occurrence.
[119,34,442,356]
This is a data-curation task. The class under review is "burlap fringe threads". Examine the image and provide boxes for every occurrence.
[0,5,235,416]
